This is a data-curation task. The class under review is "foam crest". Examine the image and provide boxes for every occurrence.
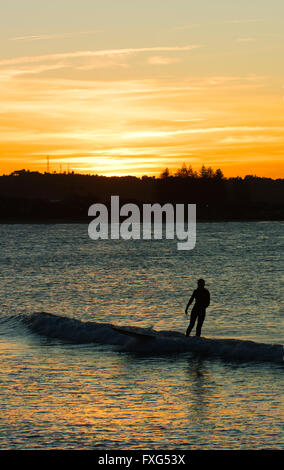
[23,312,283,363]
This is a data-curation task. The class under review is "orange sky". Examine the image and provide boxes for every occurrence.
[1,1,283,178]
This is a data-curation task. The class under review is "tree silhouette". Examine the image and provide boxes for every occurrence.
[160,167,170,178]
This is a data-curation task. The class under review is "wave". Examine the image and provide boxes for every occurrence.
[21,312,283,363]
[0,313,31,337]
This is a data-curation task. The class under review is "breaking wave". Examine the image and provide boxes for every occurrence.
[19,312,283,364]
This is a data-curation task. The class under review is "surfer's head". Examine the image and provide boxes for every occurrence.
[197,278,205,287]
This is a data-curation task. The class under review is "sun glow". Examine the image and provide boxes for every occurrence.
[1,1,283,178]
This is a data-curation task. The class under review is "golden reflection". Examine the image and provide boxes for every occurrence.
[186,358,212,415]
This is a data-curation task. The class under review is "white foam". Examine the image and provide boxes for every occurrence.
[24,312,283,363]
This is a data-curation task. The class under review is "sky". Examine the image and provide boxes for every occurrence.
[0,0,283,177]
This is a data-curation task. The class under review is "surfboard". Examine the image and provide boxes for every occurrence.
[112,326,155,341]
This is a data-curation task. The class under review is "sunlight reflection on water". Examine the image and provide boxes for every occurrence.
[0,222,283,449]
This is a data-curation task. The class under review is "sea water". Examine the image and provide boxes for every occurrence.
[0,222,283,449]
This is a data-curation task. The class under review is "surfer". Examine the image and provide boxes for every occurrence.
[185,279,210,337]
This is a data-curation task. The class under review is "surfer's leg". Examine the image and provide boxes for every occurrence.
[186,307,198,336]
[196,309,206,337]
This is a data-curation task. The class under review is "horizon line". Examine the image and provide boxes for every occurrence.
[2,168,283,181]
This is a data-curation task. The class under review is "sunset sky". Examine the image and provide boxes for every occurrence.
[1,0,283,177]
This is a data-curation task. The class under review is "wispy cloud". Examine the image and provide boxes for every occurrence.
[0,45,202,78]
[148,56,181,65]
[0,45,201,67]
[122,126,284,140]
[220,136,282,144]
[9,30,102,42]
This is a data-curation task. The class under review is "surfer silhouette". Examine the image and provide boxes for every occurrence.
[185,279,210,337]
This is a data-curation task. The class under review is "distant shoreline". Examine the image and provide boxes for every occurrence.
[0,172,283,224]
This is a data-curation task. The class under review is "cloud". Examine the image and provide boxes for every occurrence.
[0,45,201,67]
[220,136,282,144]
[9,30,102,42]
[122,126,284,140]
[0,45,201,79]
[148,56,181,65]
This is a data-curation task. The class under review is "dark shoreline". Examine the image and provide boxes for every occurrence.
[1,172,283,224]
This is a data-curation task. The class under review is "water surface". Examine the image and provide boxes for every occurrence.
[0,222,283,449]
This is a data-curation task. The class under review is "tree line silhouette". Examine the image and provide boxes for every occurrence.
[0,164,283,221]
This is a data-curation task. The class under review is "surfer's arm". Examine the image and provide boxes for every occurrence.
[185,290,195,314]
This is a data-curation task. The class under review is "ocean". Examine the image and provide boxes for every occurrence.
[0,222,283,450]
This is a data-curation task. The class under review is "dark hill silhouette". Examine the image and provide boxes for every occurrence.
[0,166,283,222]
